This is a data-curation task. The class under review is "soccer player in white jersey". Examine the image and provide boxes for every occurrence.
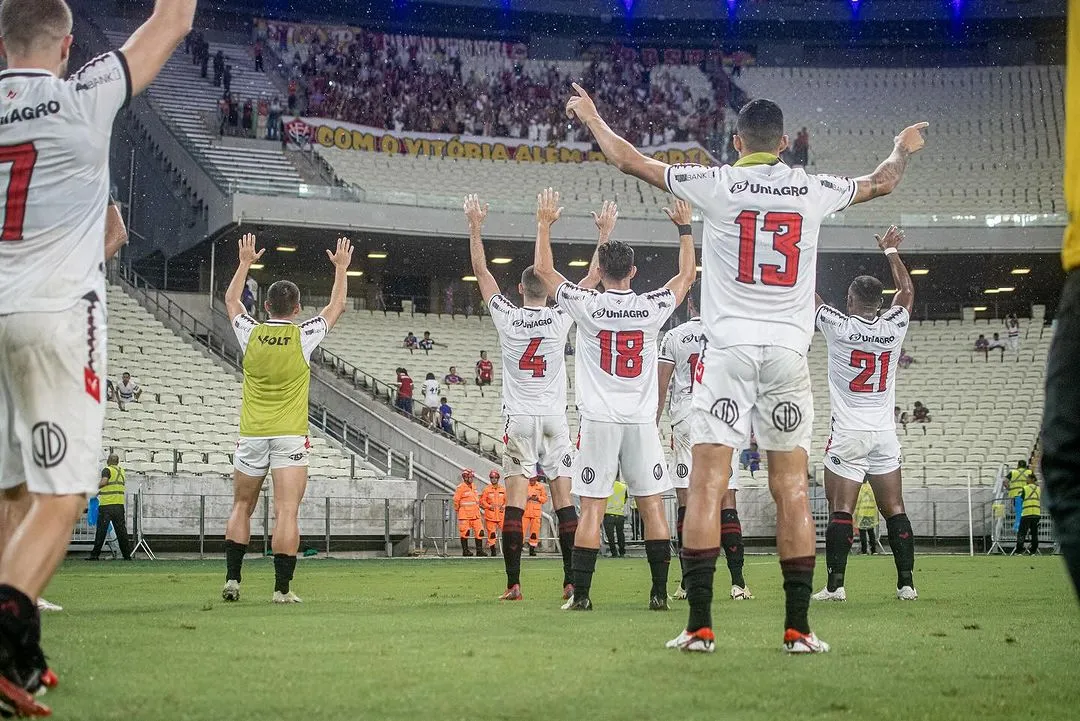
[533,188,697,612]
[0,0,195,713]
[222,234,352,605]
[464,194,613,601]
[565,84,926,652]
[657,299,752,603]
[812,226,918,602]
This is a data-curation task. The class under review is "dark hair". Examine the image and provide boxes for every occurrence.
[0,0,72,56]
[266,280,300,318]
[848,275,884,308]
[598,240,635,281]
[426,372,435,380]
[735,99,785,152]
[1018,460,1028,468]
[107,453,119,466]
[440,396,447,404]
[521,265,547,298]
[424,331,431,337]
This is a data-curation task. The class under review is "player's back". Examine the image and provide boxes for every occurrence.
[816,304,910,432]
[488,294,573,417]
[659,317,704,424]
[666,160,857,353]
[0,52,131,314]
[557,283,676,424]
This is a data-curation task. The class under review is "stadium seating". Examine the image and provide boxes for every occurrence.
[104,285,382,480]
[103,29,307,196]
[318,306,1048,486]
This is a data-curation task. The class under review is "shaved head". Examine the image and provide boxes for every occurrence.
[0,0,72,57]
[520,266,547,300]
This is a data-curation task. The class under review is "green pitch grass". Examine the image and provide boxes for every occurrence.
[39,554,1077,721]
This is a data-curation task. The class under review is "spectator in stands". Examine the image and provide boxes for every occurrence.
[988,332,1007,360]
[420,372,441,426]
[564,340,575,356]
[213,49,225,86]
[403,331,419,352]
[257,96,269,140]
[444,366,465,386]
[912,401,931,423]
[224,64,233,95]
[394,367,414,414]
[200,43,209,79]
[438,397,454,435]
[476,350,493,386]
[898,347,914,369]
[115,372,142,411]
[87,454,133,561]
[268,96,283,140]
[254,38,264,72]
[745,442,761,478]
[241,275,257,315]
[217,94,230,136]
[419,331,435,353]
[975,333,990,359]
[793,127,810,166]
[1006,314,1021,353]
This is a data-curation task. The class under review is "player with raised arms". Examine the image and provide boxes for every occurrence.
[0,0,196,713]
[812,225,918,602]
[565,83,926,652]
[532,188,697,612]
[221,233,352,604]
[464,193,615,600]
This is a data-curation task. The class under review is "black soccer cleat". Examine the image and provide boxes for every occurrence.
[560,596,593,611]
[649,595,671,611]
[0,632,50,717]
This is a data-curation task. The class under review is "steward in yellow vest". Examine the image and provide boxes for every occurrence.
[88,454,133,561]
[603,480,628,558]
[1014,481,1042,555]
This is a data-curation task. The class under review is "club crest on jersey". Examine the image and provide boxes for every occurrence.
[710,398,739,426]
[772,402,803,433]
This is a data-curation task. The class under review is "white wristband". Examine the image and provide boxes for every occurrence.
[883,247,898,256]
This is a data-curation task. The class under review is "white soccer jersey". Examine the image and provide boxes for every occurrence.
[488,294,574,416]
[816,304,910,432]
[658,316,704,425]
[666,160,856,354]
[0,52,132,314]
[422,379,441,406]
[556,283,677,424]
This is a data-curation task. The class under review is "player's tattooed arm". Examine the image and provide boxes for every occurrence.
[850,122,929,205]
[566,83,670,192]
[533,188,569,296]
[580,201,617,290]
[121,0,198,96]
[662,199,698,305]
[104,200,128,261]
[225,233,265,320]
[877,225,915,314]
[464,195,501,304]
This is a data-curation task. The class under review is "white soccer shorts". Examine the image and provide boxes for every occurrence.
[669,419,740,490]
[0,295,107,497]
[502,414,573,480]
[690,345,814,453]
[234,436,311,477]
[823,428,902,483]
[572,418,672,499]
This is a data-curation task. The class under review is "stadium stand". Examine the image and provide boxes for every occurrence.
[317,307,1048,486]
[104,285,381,480]
[103,28,308,196]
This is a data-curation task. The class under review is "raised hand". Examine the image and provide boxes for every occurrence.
[875,225,905,251]
[565,82,599,123]
[895,122,929,154]
[326,236,354,269]
[238,233,265,266]
[536,187,563,227]
[592,200,618,241]
[463,194,489,229]
[662,198,693,227]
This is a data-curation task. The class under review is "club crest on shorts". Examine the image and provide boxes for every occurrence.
[676,463,688,478]
[772,402,803,433]
[31,422,67,469]
[562,454,572,467]
[581,467,595,484]
[710,398,739,426]
[653,463,663,480]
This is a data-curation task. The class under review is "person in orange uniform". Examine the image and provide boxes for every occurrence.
[524,477,549,556]
[453,469,485,556]
[480,469,506,557]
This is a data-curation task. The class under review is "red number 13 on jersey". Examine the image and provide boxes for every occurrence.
[734,210,803,287]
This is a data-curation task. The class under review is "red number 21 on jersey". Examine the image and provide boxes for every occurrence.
[0,142,38,241]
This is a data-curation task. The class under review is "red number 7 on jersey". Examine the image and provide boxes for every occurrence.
[0,142,38,241]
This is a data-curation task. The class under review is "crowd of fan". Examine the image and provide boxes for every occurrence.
[261,24,734,148]
[392,346,497,437]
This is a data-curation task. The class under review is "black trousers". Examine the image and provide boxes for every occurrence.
[860,528,877,554]
[90,504,132,560]
[603,514,625,557]
[1014,516,1041,554]
[1043,270,1080,598]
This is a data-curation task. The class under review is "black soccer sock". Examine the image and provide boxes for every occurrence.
[780,556,816,634]
[720,508,746,588]
[886,513,916,589]
[681,547,720,632]
[571,546,599,601]
[224,539,247,583]
[555,506,579,586]
[825,512,854,591]
[644,539,671,598]
[273,553,297,594]
[0,584,38,647]
[501,506,524,588]
[676,505,687,586]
